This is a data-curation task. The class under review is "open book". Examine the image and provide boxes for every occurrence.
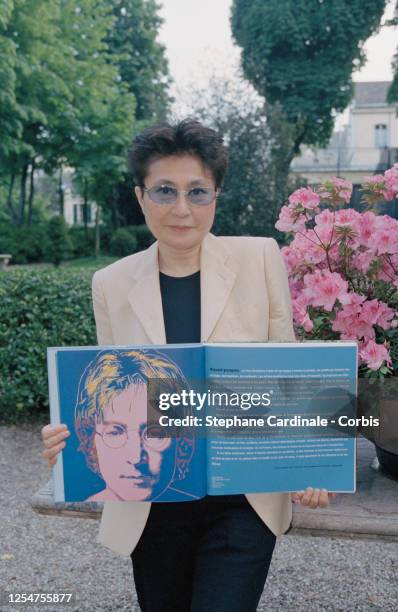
[48,341,357,502]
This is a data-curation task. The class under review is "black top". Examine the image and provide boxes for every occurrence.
[159,270,201,344]
[159,269,245,505]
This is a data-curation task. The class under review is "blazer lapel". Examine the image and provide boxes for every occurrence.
[126,233,236,344]
[127,241,167,344]
[200,233,236,341]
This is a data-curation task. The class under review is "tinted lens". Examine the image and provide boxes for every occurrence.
[148,185,177,204]
[188,188,215,205]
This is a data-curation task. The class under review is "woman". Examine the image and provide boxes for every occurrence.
[42,118,336,612]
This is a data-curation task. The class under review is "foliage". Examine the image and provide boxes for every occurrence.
[0,222,49,264]
[109,227,138,257]
[68,226,97,258]
[62,255,117,269]
[132,224,155,251]
[106,0,172,121]
[386,2,398,104]
[231,0,387,153]
[0,0,170,231]
[0,267,97,423]
[46,215,72,266]
[0,221,152,264]
[173,74,297,238]
[276,167,398,378]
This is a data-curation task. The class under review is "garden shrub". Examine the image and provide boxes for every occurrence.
[109,227,138,257]
[0,268,97,424]
[69,227,96,258]
[45,216,72,266]
[131,224,155,251]
[0,224,50,264]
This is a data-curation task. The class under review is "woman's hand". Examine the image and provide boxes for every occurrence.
[41,424,71,468]
[291,487,337,508]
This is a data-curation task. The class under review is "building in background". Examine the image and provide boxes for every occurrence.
[62,168,97,227]
[292,81,398,186]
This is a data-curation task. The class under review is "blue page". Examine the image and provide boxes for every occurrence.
[204,342,357,494]
[48,344,207,502]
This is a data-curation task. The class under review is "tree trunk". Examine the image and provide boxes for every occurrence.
[95,204,100,258]
[58,164,65,217]
[27,159,36,227]
[18,163,28,226]
[7,172,18,225]
[110,191,120,230]
[83,178,88,236]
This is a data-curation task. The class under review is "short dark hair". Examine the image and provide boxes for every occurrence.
[127,118,228,189]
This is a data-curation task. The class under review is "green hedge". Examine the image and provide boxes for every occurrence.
[0,223,50,264]
[109,225,154,257]
[0,268,97,424]
[0,222,153,264]
[109,228,138,257]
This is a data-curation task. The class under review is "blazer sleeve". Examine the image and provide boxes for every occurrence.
[92,271,114,346]
[263,238,296,342]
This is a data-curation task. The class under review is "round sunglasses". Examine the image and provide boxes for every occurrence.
[142,184,219,206]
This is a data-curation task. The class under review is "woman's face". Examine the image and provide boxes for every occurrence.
[94,383,176,501]
[135,154,217,251]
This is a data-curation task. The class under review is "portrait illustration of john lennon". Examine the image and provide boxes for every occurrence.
[73,349,196,502]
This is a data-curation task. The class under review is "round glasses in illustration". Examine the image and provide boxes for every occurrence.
[74,349,196,502]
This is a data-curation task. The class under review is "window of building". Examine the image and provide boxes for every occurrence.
[73,203,92,225]
[375,124,388,148]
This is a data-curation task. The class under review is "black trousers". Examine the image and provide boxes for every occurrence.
[131,495,276,612]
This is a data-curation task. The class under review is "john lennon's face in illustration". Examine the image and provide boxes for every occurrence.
[94,383,175,501]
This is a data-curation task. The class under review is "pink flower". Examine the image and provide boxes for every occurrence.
[288,188,320,210]
[303,270,350,311]
[290,230,330,266]
[363,174,394,201]
[315,208,334,230]
[363,174,385,185]
[374,301,395,329]
[352,250,376,274]
[334,208,361,231]
[319,177,353,204]
[275,205,306,233]
[332,308,375,341]
[359,340,392,371]
[281,245,301,274]
[292,295,313,332]
[384,166,398,200]
[373,216,398,255]
[359,211,379,249]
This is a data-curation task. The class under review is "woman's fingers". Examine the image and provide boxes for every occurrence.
[41,424,70,467]
[318,489,329,508]
[42,440,66,461]
[293,487,335,508]
[42,425,70,449]
[41,423,68,441]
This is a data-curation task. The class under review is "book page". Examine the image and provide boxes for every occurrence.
[204,342,357,495]
[48,344,207,502]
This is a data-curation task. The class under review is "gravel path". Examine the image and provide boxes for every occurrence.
[0,424,397,612]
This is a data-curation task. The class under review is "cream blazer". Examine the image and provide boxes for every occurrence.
[91,232,296,557]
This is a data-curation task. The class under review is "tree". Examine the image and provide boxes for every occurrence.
[0,0,169,234]
[174,74,297,239]
[231,0,387,158]
[106,0,172,121]
[46,215,72,266]
[101,0,172,231]
[386,2,398,103]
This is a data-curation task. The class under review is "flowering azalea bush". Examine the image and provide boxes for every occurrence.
[276,166,398,378]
